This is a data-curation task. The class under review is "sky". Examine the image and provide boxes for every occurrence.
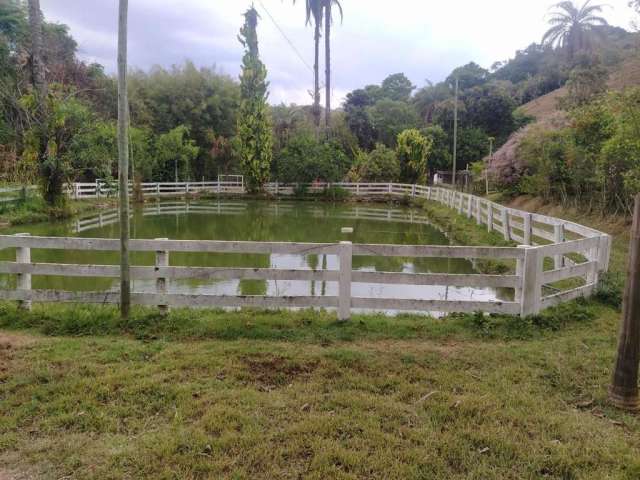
[40,0,638,106]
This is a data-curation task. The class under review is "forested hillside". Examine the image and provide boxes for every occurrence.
[1,0,639,213]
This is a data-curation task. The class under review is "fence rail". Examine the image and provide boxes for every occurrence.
[1,182,611,318]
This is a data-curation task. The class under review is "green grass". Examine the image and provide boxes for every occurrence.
[1,196,638,478]
[0,195,116,226]
[1,302,639,479]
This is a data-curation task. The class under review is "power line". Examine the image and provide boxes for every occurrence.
[256,0,314,74]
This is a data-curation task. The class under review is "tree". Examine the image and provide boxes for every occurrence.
[446,62,489,90]
[295,0,323,128]
[368,99,419,147]
[155,125,199,182]
[381,73,415,102]
[117,0,130,318]
[274,134,350,183]
[422,125,451,174]
[542,1,608,59]
[237,6,273,192]
[347,144,399,182]
[343,88,377,149]
[397,129,432,184]
[323,0,342,132]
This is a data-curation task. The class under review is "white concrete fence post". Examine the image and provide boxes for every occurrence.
[15,233,31,311]
[523,213,532,246]
[554,223,564,269]
[501,208,510,241]
[338,241,352,321]
[466,195,473,219]
[520,245,543,317]
[487,203,494,232]
[476,198,482,225]
[155,238,169,315]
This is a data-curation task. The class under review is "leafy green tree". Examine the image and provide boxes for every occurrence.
[446,62,489,90]
[396,129,432,184]
[155,125,199,182]
[560,59,609,109]
[237,7,273,192]
[542,1,608,59]
[347,144,399,182]
[368,99,420,147]
[457,127,489,171]
[421,125,451,174]
[344,88,377,149]
[274,134,350,183]
[21,87,90,205]
[381,73,415,102]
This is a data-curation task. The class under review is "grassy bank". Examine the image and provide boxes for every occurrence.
[1,194,638,479]
[0,196,117,226]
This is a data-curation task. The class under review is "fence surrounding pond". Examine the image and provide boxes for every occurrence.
[0,182,611,318]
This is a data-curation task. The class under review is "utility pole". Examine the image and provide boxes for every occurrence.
[117,0,131,319]
[487,136,494,196]
[452,76,459,189]
[610,193,640,411]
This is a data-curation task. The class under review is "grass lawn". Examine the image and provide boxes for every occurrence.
[0,197,638,479]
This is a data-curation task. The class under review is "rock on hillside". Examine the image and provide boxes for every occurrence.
[488,55,640,181]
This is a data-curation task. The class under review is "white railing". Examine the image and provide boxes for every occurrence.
[4,182,610,318]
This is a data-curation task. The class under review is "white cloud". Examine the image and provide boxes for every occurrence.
[40,0,637,105]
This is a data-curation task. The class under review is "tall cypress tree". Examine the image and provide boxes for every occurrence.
[237,6,273,193]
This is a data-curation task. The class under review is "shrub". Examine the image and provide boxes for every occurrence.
[347,144,399,182]
[274,134,351,184]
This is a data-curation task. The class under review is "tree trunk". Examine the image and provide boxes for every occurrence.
[324,2,331,134]
[610,193,640,411]
[27,0,46,100]
[117,0,131,319]
[313,20,321,129]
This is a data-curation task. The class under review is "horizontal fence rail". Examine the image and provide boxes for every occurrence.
[4,182,610,318]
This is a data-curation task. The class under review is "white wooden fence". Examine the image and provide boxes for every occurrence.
[1,182,611,318]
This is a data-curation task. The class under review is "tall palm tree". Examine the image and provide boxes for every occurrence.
[542,1,608,59]
[323,0,342,133]
[294,0,323,128]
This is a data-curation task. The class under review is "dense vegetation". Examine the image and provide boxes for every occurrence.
[1,0,639,213]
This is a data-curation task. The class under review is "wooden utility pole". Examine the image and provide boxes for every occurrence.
[610,194,640,411]
[452,77,459,188]
[117,0,131,319]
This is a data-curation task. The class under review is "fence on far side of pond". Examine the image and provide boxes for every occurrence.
[0,182,610,318]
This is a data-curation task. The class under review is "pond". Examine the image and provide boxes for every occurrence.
[0,200,509,313]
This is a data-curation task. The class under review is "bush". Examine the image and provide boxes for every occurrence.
[347,144,399,182]
[322,186,350,202]
[595,272,624,310]
[274,134,351,184]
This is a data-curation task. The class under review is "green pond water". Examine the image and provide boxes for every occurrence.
[0,200,508,311]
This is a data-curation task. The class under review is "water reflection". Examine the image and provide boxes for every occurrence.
[0,200,510,312]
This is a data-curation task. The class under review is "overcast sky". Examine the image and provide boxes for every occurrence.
[40,0,637,105]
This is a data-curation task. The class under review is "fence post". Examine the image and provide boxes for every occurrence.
[411,184,416,197]
[338,241,352,321]
[155,238,169,315]
[476,199,482,225]
[523,213,532,246]
[487,203,494,232]
[520,246,542,317]
[554,223,564,269]
[156,183,160,196]
[15,233,31,311]
[466,195,473,219]
[275,180,279,196]
[501,208,510,241]
[388,183,392,194]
